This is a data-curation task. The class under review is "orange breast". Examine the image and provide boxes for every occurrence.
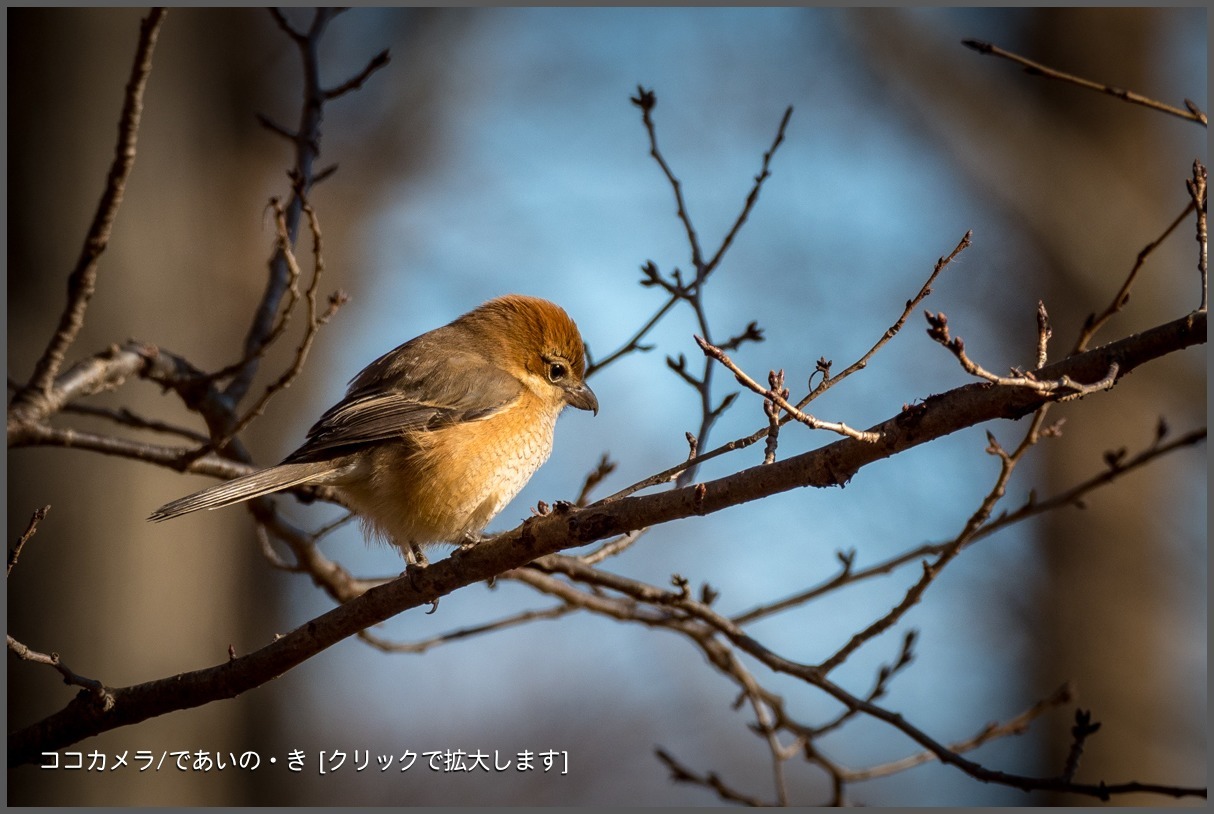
[338,390,561,549]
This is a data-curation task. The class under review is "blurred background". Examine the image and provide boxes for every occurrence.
[7,7,1206,806]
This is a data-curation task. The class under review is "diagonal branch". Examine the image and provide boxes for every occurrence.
[731,421,1205,627]
[606,231,971,500]
[1073,201,1196,353]
[13,8,166,407]
[8,309,1202,766]
[962,39,1207,126]
[224,8,369,404]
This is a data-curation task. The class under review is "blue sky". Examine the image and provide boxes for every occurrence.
[242,8,1206,805]
[9,7,1202,806]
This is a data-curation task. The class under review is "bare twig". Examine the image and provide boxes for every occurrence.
[255,112,297,142]
[195,197,306,386]
[733,423,1205,625]
[14,9,165,404]
[11,421,254,480]
[810,630,918,739]
[62,403,210,443]
[695,335,881,442]
[577,528,648,566]
[1061,708,1102,782]
[837,683,1074,782]
[9,506,50,577]
[537,544,1206,803]
[585,293,678,375]
[357,604,576,654]
[927,310,1119,401]
[1073,201,1197,353]
[605,231,972,501]
[324,48,391,100]
[255,508,381,604]
[7,635,113,706]
[656,748,773,807]
[1189,160,1208,312]
[622,88,793,485]
[1036,299,1053,368]
[817,409,1050,675]
[309,510,359,542]
[631,86,705,271]
[762,369,786,463]
[575,454,617,507]
[253,524,298,572]
[805,231,974,405]
[9,342,155,436]
[704,105,793,277]
[225,8,364,404]
[211,202,347,451]
[718,644,795,805]
[962,39,1208,126]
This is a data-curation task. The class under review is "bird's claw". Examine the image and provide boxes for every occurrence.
[459,530,498,549]
[398,564,440,613]
[406,543,430,567]
[400,543,439,611]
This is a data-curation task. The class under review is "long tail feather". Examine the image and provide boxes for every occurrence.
[149,461,338,522]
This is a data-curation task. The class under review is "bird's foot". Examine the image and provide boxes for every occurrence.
[451,531,501,588]
[456,530,499,550]
[406,542,430,567]
[400,544,439,613]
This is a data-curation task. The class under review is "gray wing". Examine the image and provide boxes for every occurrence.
[283,332,523,464]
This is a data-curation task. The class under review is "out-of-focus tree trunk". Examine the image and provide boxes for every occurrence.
[9,9,282,804]
[1020,10,1205,805]
[8,8,455,804]
[843,7,1205,804]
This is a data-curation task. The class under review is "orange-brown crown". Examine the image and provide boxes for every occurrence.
[456,294,596,413]
[458,295,587,376]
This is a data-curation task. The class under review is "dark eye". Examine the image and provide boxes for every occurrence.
[546,361,568,383]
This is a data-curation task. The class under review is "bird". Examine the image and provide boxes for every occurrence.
[150,294,598,564]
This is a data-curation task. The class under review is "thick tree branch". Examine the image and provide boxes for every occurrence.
[8,309,1203,766]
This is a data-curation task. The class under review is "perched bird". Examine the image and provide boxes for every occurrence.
[150,294,597,563]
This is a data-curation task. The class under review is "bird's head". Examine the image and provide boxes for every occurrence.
[463,294,598,415]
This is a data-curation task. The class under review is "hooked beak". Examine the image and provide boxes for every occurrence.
[563,381,599,415]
